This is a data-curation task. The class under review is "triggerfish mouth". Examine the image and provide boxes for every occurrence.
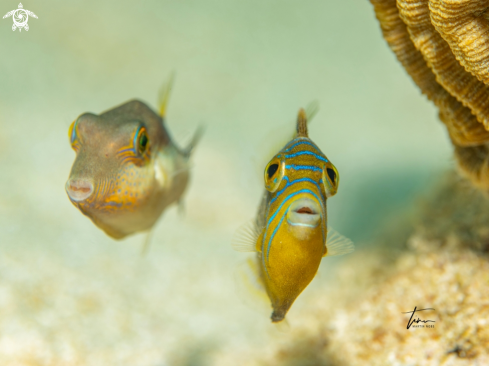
[233,108,354,323]
[66,77,202,239]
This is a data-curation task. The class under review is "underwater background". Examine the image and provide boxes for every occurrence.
[0,0,472,364]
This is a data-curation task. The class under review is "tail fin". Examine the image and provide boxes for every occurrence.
[183,125,204,158]
[158,72,176,117]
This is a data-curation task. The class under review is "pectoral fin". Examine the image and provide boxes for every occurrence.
[231,219,261,253]
[324,228,355,257]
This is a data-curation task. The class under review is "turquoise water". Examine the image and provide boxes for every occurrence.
[0,0,451,364]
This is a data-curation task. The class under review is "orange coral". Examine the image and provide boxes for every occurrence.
[370,0,489,190]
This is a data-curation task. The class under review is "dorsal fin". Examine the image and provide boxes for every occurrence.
[296,108,308,137]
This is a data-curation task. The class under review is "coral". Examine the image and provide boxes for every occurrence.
[397,0,489,129]
[430,0,489,86]
[370,0,489,190]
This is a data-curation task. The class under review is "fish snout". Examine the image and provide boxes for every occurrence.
[66,178,94,202]
[287,198,321,227]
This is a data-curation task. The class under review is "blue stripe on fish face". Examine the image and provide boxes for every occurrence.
[284,151,329,163]
[285,164,323,172]
[264,188,325,268]
[133,125,143,154]
[266,188,324,227]
[271,177,325,204]
[261,137,330,277]
[283,140,321,153]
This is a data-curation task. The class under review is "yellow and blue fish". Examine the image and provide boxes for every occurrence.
[65,77,202,239]
[233,108,353,323]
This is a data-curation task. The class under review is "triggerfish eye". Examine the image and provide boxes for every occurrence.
[322,164,339,198]
[264,157,285,192]
[267,163,279,178]
[233,107,353,324]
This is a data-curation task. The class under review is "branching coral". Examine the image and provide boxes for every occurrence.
[370,0,489,190]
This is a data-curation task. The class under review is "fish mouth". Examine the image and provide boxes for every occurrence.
[65,178,94,202]
[287,198,321,227]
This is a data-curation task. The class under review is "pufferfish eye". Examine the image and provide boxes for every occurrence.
[68,119,81,152]
[322,163,339,198]
[137,129,149,155]
[264,157,285,192]
[68,120,77,144]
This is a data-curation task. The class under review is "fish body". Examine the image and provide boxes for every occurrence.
[66,81,200,239]
[234,109,352,323]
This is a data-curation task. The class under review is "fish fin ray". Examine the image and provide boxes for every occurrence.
[293,100,319,138]
[232,219,260,252]
[140,230,154,256]
[273,318,291,333]
[324,228,355,257]
[304,100,319,125]
[158,72,175,117]
[183,125,204,158]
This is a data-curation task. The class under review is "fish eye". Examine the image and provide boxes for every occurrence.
[68,119,81,152]
[264,158,285,192]
[327,168,336,184]
[68,120,76,144]
[267,163,279,179]
[322,164,339,198]
[137,129,149,155]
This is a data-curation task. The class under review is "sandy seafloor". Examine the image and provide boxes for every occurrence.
[0,0,456,364]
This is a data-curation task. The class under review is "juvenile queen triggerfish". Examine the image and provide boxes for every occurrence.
[66,78,201,240]
[233,108,353,323]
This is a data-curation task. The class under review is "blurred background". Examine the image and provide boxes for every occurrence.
[0,0,452,364]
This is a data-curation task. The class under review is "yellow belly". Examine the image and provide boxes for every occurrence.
[261,226,324,322]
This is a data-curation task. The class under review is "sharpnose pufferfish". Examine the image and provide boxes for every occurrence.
[233,108,354,323]
[66,78,201,239]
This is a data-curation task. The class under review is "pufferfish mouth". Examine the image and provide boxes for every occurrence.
[65,178,94,202]
[287,198,322,227]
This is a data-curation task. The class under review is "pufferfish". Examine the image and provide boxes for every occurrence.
[233,108,354,323]
[65,78,201,240]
